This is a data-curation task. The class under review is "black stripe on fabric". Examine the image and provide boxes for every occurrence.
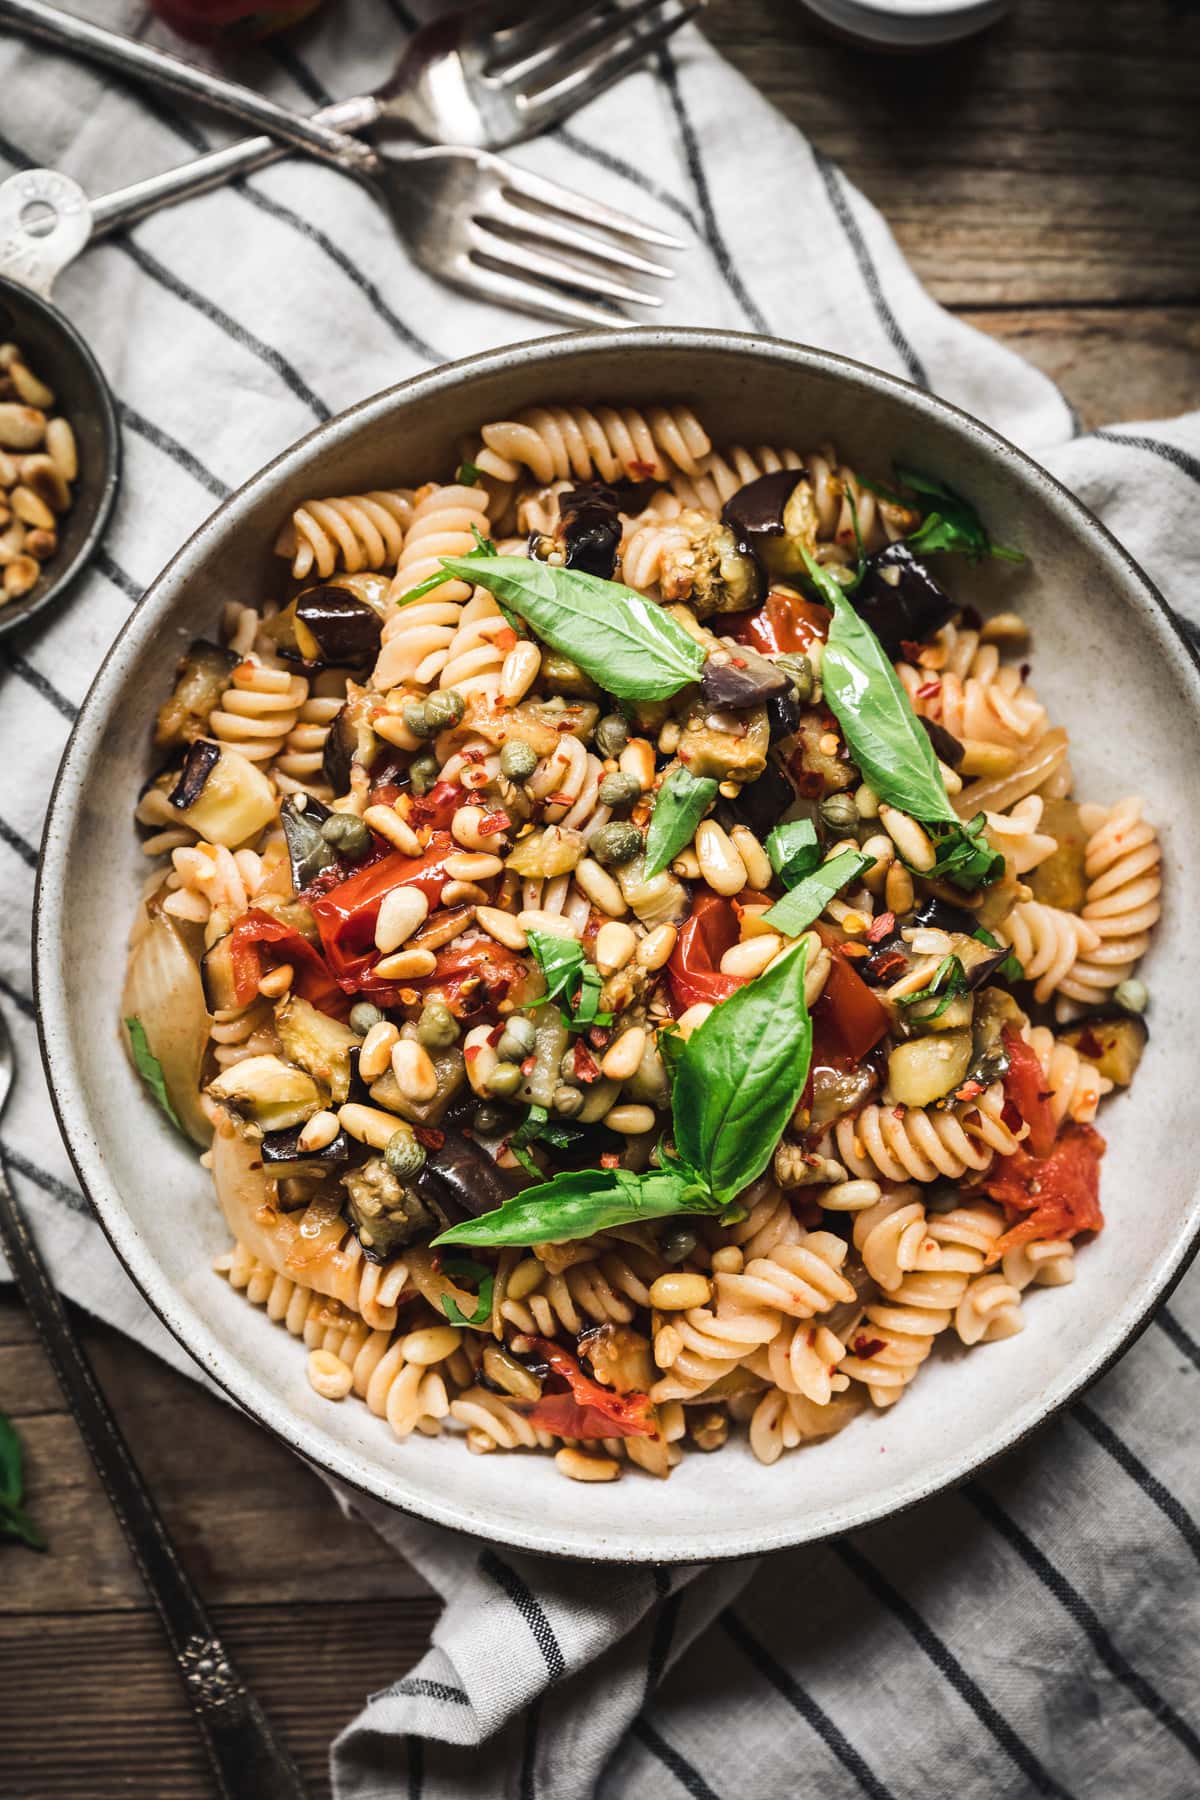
[268,42,332,108]
[965,1481,1200,1765]
[1091,429,1200,488]
[479,1548,567,1680]
[833,1540,1069,1798]
[0,973,36,1020]
[719,1608,895,1800]
[388,1677,469,1705]
[644,1588,684,1706]
[1073,1401,1200,1565]
[1,652,77,721]
[0,811,37,869]
[656,45,770,334]
[381,0,418,28]
[631,1717,723,1800]
[811,147,929,390]
[1156,1305,1200,1372]
[406,1730,423,1800]
[3,1144,89,1216]
[116,401,230,501]
[118,238,331,423]
[519,1692,542,1800]
[93,550,142,605]
[553,126,700,233]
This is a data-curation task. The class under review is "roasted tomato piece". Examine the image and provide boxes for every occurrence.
[812,949,889,1062]
[983,1123,1106,1261]
[309,834,456,984]
[668,893,748,1012]
[226,910,346,1017]
[524,1338,657,1439]
[1000,1026,1057,1159]
[725,590,831,657]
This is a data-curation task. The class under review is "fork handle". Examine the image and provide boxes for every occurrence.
[88,95,382,238]
[0,1156,309,1800]
[0,0,377,176]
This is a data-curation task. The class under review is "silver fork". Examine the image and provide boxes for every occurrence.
[0,1007,309,1799]
[0,0,704,160]
[6,140,678,328]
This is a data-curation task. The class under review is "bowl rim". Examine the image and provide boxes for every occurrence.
[33,325,1200,1561]
[0,276,121,642]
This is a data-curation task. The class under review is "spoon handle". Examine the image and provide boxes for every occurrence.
[0,0,376,176]
[0,1156,310,1800]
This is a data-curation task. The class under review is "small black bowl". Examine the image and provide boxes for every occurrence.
[0,276,121,639]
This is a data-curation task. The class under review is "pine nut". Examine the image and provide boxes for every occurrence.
[804,939,832,1008]
[979,611,1029,646]
[821,1178,882,1211]
[453,804,506,851]
[338,1103,410,1150]
[574,858,627,918]
[391,1038,440,1102]
[719,934,782,978]
[0,404,45,450]
[676,1002,713,1040]
[500,640,541,703]
[375,885,429,953]
[297,1109,341,1153]
[885,860,915,914]
[602,1102,657,1135]
[10,360,54,408]
[307,1349,353,1399]
[859,833,894,893]
[373,714,422,752]
[463,1024,498,1096]
[358,1020,401,1081]
[44,415,77,481]
[363,805,422,856]
[20,455,70,514]
[441,880,489,906]
[636,924,677,970]
[601,1026,647,1082]
[444,851,504,881]
[649,1271,712,1311]
[257,962,294,998]
[595,920,637,974]
[476,905,527,950]
[909,927,953,957]
[555,1447,621,1482]
[517,909,579,939]
[410,904,475,953]
[695,820,748,896]
[654,1324,682,1368]
[506,1257,545,1302]
[402,1325,462,1365]
[878,804,935,872]
[618,738,656,791]
[937,758,963,796]
[10,484,53,531]
[710,1246,744,1274]
[729,825,772,892]
[854,782,880,819]
[374,947,438,981]
[670,846,702,879]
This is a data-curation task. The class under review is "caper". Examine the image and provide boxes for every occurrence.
[408,750,440,795]
[496,1015,536,1062]
[594,713,629,758]
[589,820,643,867]
[551,1084,585,1117]
[320,812,371,859]
[473,1103,509,1135]
[500,739,539,782]
[487,1061,524,1100]
[417,1000,459,1048]
[660,1226,697,1264]
[820,792,858,833]
[349,1001,384,1036]
[402,697,438,740]
[1114,978,1149,1015]
[384,1128,426,1180]
[423,687,466,731]
[597,771,642,810]
[775,652,813,702]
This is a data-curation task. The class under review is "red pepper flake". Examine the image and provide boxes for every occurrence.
[496,627,518,652]
[853,1335,886,1360]
[916,679,941,700]
[588,1025,611,1049]
[1076,1028,1103,1059]
[556,719,576,733]
[464,1044,482,1064]
[1020,662,1032,683]
[413,1126,445,1150]
[1000,1097,1024,1135]
[892,1106,905,1121]
[600,1152,621,1170]
[487,1023,505,1046]
[955,1080,985,1103]
[841,942,870,959]
[521,1056,536,1075]
[732,655,747,668]
[545,792,575,807]
[899,639,923,662]
[629,459,657,479]
[573,1041,601,1083]
[462,747,487,764]
[867,910,896,944]
[865,948,908,982]
[479,811,511,837]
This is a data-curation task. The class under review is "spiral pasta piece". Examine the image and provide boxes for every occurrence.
[438,588,509,707]
[208,661,309,764]
[833,1084,1024,1184]
[1056,798,1162,1007]
[650,1302,781,1404]
[897,624,1047,750]
[471,404,711,487]
[1022,1025,1112,1127]
[984,795,1057,875]
[275,489,414,580]
[1002,1238,1075,1290]
[955,1271,1025,1346]
[386,482,492,603]
[998,901,1102,1005]
[747,1321,852,1407]
[715,1231,858,1319]
[271,692,343,791]
[841,1269,965,1406]
[852,1191,935,1291]
[747,1386,862,1465]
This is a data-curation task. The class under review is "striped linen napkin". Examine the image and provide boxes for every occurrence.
[2,5,1199,1797]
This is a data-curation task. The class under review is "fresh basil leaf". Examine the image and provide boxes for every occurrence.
[431,1164,715,1249]
[439,555,706,701]
[926,815,1005,891]
[124,1017,184,1132]
[764,818,821,889]
[0,1497,46,1553]
[672,939,814,1206]
[394,525,499,610]
[526,931,585,1007]
[394,568,454,606]
[511,1103,550,1150]
[845,486,867,592]
[974,925,1024,984]
[761,849,872,937]
[533,1119,588,1152]
[507,1141,542,1180]
[643,766,718,880]
[457,460,484,486]
[895,465,1024,565]
[895,953,969,1021]
[573,964,609,1028]
[440,1255,495,1328]
[0,1412,23,1507]
[470,524,497,556]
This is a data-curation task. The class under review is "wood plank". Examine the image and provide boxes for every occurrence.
[962,307,1200,430]
[706,0,1200,307]
[0,1294,431,1616]
[0,1600,440,1800]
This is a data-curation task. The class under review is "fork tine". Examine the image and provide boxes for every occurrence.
[495,0,676,90]
[495,155,687,251]
[468,219,663,308]
[518,2,703,124]
[454,252,637,330]
[486,190,675,280]
[485,0,596,68]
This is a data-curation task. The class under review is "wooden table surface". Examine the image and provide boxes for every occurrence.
[3,2,1198,1794]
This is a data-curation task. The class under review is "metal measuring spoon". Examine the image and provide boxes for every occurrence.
[0,167,120,640]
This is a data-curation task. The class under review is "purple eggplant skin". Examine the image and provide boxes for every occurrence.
[293,585,383,669]
[281,794,337,890]
[720,469,799,543]
[726,759,798,842]
[167,739,221,810]
[854,542,957,659]
[767,688,803,742]
[260,1124,351,1174]
[155,639,239,751]
[413,1127,517,1223]
[561,482,623,579]
[700,643,791,710]
[323,701,358,795]
[919,715,966,768]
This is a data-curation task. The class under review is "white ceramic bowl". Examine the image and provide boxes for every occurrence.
[36,329,1200,1561]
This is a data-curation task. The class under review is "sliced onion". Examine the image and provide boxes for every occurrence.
[121,913,213,1144]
